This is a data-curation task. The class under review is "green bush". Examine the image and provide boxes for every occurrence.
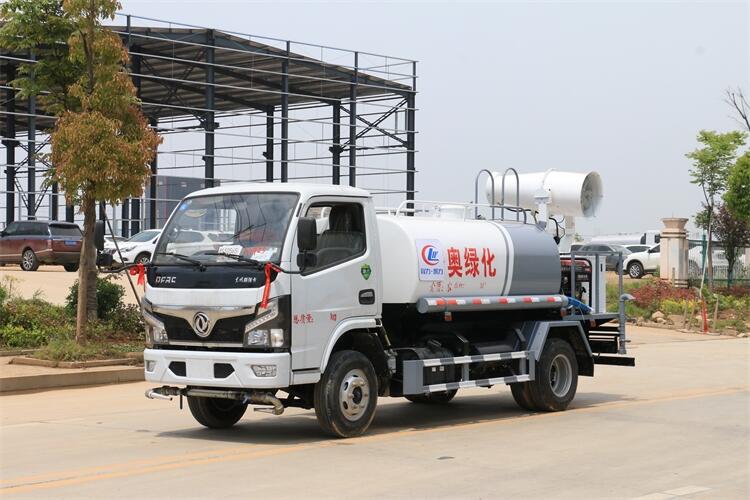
[66,277,125,319]
[0,282,7,305]
[106,304,144,338]
[35,338,143,361]
[2,298,72,334]
[0,324,48,348]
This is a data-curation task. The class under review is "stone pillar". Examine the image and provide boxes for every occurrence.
[659,218,689,287]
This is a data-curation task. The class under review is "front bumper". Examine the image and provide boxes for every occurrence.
[144,348,290,389]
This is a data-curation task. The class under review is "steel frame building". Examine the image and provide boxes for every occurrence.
[0,13,417,236]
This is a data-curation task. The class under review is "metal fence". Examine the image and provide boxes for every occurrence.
[687,238,750,287]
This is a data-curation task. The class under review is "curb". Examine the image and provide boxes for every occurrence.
[0,366,144,393]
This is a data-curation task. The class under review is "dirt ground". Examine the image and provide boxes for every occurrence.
[0,266,141,305]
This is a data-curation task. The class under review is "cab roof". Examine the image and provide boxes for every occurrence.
[185,182,372,200]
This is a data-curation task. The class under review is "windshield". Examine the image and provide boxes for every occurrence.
[152,192,298,266]
[49,224,81,237]
[128,230,160,243]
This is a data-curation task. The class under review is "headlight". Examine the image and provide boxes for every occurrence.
[244,297,290,348]
[143,309,168,345]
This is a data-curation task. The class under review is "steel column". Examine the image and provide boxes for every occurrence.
[204,30,216,188]
[27,54,36,219]
[65,204,74,223]
[50,182,58,220]
[265,107,274,182]
[121,198,130,237]
[149,116,158,229]
[280,41,289,182]
[129,51,142,233]
[332,102,341,185]
[348,52,358,187]
[4,63,16,224]
[406,62,417,201]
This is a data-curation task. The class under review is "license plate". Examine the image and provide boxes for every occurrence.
[65,240,78,246]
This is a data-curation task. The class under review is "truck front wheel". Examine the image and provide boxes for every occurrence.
[187,396,247,429]
[511,338,578,412]
[314,350,378,438]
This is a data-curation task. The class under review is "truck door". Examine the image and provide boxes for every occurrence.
[290,197,378,369]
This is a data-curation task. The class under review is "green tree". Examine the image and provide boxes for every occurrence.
[725,152,750,222]
[713,204,750,287]
[0,0,161,342]
[686,130,746,288]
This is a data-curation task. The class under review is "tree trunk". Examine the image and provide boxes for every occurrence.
[706,221,714,290]
[75,195,98,343]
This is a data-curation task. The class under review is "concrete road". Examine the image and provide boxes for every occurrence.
[1,328,748,499]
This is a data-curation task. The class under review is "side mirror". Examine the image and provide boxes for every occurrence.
[296,217,317,252]
[94,220,106,252]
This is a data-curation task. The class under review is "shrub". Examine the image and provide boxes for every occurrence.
[36,338,101,361]
[2,298,72,335]
[0,324,48,348]
[0,282,7,305]
[66,277,125,319]
[105,304,144,338]
[632,281,694,312]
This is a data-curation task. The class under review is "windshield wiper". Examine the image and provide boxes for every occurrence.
[204,251,262,268]
[156,252,206,271]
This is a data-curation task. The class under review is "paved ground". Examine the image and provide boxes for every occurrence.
[0,267,139,305]
[0,327,747,499]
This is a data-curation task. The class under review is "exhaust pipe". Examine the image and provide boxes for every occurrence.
[145,388,173,401]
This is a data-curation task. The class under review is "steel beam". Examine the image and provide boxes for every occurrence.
[406,62,416,201]
[149,116,158,229]
[50,182,59,220]
[204,30,216,188]
[265,107,274,182]
[280,41,289,182]
[348,53,358,187]
[27,54,36,219]
[332,102,341,185]
[4,63,16,224]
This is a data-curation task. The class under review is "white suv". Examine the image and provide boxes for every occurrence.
[111,230,161,265]
[623,244,660,279]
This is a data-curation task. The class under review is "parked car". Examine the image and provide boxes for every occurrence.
[110,230,161,265]
[625,244,651,254]
[0,220,82,271]
[575,243,632,271]
[103,235,127,250]
[623,244,660,278]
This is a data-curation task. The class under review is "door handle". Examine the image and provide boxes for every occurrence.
[359,289,375,305]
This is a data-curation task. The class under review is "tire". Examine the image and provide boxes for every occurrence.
[510,383,535,411]
[134,252,151,265]
[187,396,247,429]
[513,338,578,412]
[627,261,644,279]
[314,350,378,438]
[405,389,457,404]
[20,249,39,271]
[63,263,79,272]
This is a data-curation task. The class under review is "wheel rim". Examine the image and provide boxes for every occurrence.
[339,368,370,421]
[138,255,150,264]
[22,251,33,269]
[549,354,573,398]
[629,264,641,277]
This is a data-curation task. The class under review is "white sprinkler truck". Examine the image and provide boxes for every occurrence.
[117,173,634,438]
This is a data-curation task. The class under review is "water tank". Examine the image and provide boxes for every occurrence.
[377,215,561,304]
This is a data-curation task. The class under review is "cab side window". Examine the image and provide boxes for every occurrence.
[304,202,366,272]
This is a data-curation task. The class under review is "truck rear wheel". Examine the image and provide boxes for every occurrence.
[405,389,457,404]
[512,338,578,412]
[187,396,247,429]
[314,350,378,438]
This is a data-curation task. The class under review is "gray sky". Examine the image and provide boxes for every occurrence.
[120,0,749,237]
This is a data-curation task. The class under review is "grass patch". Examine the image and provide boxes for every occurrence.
[35,338,144,362]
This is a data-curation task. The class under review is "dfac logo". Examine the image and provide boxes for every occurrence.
[421,245,440,266]
[192,312,211,338]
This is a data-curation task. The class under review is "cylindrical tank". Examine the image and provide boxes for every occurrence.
[377,215,561,304]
